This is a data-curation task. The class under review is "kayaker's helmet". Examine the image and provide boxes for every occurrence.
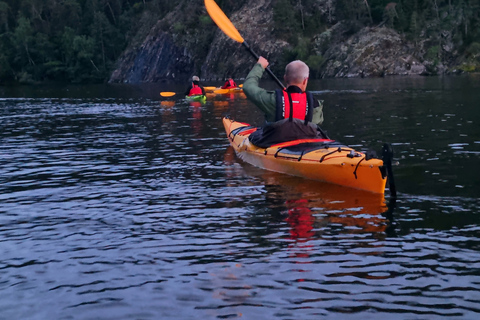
[192,76,200,82]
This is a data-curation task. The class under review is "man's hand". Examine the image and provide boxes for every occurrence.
[257,56,269,69]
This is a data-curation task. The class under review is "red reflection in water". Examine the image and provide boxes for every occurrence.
[190,101,203,136]
[286,199,315,241]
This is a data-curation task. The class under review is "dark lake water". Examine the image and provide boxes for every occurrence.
[1,75,479,319]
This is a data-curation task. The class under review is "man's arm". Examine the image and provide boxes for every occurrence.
[242,61,276,122]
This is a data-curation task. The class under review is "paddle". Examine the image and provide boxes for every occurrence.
[204,86,218,91]
[381,143,397,199]
[160,92,176,97]
[204,0,285,89]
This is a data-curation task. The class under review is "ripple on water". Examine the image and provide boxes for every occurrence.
[1,89,480,319]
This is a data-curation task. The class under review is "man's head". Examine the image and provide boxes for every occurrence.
[192,76,200,83]
[284,60,309,91]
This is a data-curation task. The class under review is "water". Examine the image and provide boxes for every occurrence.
[1,75,479,319]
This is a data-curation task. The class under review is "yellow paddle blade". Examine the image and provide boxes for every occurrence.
[238,84,243,88]
[205,0,244,43]
[160,92,176,97]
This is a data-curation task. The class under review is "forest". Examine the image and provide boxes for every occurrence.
[0,0,176,83]
[272,0,480,76]
[0,0,479,84]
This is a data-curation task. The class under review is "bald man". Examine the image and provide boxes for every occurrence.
[243,56,324,126]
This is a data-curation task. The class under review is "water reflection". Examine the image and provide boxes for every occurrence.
[224,146,393,241]
[1,78,479,319]
[160,100,175,108]
[188,100,204,137]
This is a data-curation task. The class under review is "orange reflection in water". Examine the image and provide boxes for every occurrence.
[159,100,175,125]
[260,170,391,283]
[210,91,247,117]
[224,145,390,237]
[262,171,389,235]
[190,101,203,136]
[160,100,176,107]
[220,145,395,293]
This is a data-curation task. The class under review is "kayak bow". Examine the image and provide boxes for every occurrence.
[186,95,207,103]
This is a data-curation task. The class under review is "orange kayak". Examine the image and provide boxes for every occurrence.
[223,117,394,194]
[205,86,243,93]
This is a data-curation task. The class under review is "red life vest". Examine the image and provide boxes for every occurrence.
[222,79,236,89]
[282,91,307,120]
[188,83,203,96]
[275,89,314,124]
[227,79,236,88]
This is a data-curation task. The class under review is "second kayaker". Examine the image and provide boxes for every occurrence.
[243,57,327,147]
[185,76,206,96]
[221,77,237,89]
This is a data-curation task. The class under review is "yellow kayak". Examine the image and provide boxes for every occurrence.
[221,87,243,93]
[204,86,243,94]
[223,117,395,194]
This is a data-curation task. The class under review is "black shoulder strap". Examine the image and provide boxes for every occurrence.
[287,92,294,122]
[305,91,314,125]
[275,89,284,121]
[276,89,313,124]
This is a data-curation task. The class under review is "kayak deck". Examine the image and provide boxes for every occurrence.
[186,95,207,103]
[223,117,388,194]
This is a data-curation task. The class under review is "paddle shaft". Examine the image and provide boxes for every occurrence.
[242,41,285,89]
[382,143,397,198]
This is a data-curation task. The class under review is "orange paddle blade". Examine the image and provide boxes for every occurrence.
[204,0,244,43]
[203,86,218,91]
[160,92,176,97]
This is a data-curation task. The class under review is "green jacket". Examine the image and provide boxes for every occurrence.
[243,63,324,125]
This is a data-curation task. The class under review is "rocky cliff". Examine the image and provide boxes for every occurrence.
[109,0,287,83]
[109,31,195,83]
[108,0,475,83]
[200,0,291,80]
[317,23,426,78]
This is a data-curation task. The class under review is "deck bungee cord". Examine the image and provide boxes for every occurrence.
[223,117,393,194]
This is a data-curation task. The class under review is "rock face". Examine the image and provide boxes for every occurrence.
[109,0,290,83]
[317,24,426,78]
[201,0,289,80]
[109,31,195,83]
[109,0,468,83]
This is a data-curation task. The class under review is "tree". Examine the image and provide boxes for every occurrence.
[12,16,35,67]
[0,1,9,32]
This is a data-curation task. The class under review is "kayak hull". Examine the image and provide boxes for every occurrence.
[186,95,207,103]
[222,87,242,93]
[223,117,387,194]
